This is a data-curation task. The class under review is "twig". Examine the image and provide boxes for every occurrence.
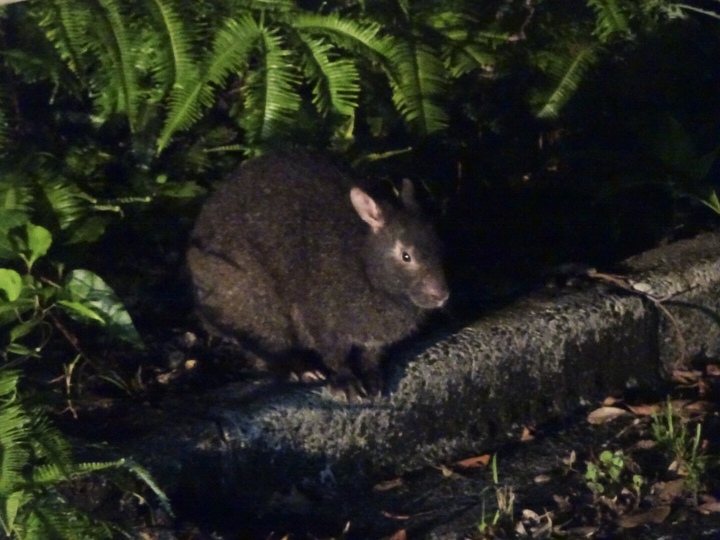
[585,269,688,364]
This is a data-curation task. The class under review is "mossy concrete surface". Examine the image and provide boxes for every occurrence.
[124,233,720,518]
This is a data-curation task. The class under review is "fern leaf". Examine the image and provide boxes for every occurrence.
[387,40,449,135]
[89,0,141,130]
[588,0,631,41]
[144,0,198,96]
[292,12,393,61]
[157,14,262,153]
[31,459,126,484]
[122,459,173,516]
[297,34,359,116]
[532,44,599,119]
[0,389,31,497]
[31,0,91,76]
[239,26,301,143]
[0,370,20,397]
[38,180,91,231]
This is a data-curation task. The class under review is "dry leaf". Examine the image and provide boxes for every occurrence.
[381,511,410,521]
[386,529,407,540]
[707,364,720,376]
[436,464,455,478]
[683,400,714,415]
[603,396,623,406]
[184,359,198,370]
[698,501,720,514]
[564,526,599,537]
[634,439,657,450]
[534,474,551,484]
[562,450,577,467]
[651,478,685,504]
[373,478,403,491]
[671,369,702,385]
[521,426,535,441]
[553,494,572,513]
[627,403,661,416]
[455,454,491,469]
[587,406,629,424]
[616,505,671,528]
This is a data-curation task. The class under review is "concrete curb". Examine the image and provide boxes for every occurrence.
[124,232,720,515]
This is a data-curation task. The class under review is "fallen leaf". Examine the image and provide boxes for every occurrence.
[562,450,576,468]
[670,399,691,411]
[627,403,661,416]
[563,526,599,537]
[184,359,197,370]
[521,426,536,441]
[373,478,403,491]
[534,474,551,484]
[616,505,671,528]
[603,396,623,406]
[587,406,629,424]
[381,511,409,521]
[553,494,572,513]
[436,464,455,478]
[698,501,720,514]
[707,364,720,377]
[455,454,491,469]
[386,529,407,540]
[671,370,702,385]
[651,478,685,504]
[634,439,657,450]
[683,400,714,415]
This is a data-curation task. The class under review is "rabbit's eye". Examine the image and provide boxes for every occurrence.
[402,252,412,262]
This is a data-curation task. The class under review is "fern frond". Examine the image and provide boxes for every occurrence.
[143,0,199,96]
[532,44,599,119]
[445,41,500,77]
[21,500,115,540]
[292,12,393,61]
[588,0,631,41]
[0,370,20,397]
[32,459,127,484]
[387,40,449,135]
[31,0,91,76]
[122,459,173,516]
[296,34,359,116]
[157,14,262,153]
[89,0,141,130]
[239,26,301,143]
[0,374,31,497]
[37,180,93,231]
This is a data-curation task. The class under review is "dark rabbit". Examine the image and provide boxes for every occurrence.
[187,149,449,396]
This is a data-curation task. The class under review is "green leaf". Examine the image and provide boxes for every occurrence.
[0,269,22,302]
[533,44,599,119]
[157,15,262,153]
[62,270,143,347]
[0,211,30,261]
[5,342,38,357]
[700,190,720,215]
[239,26,301,143]
[2,490,22,533]
[25,225,52,268]
[57,300,107,325]
[9,319,39,343]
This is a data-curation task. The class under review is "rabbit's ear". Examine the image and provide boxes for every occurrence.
[350,187,386,233]
[400,178,420,213]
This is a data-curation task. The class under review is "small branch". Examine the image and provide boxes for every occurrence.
[586,269,689,364]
